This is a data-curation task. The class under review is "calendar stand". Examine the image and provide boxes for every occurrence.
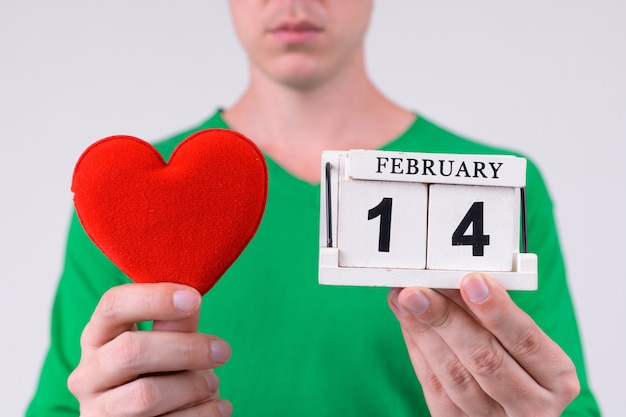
[319,150,538,291]
[319,248,537,290]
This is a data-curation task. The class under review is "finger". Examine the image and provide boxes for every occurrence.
[386,292,468,417]
[435,289,471,313]
[398,288,536,396]
[460,273,580,397]
[389,289,503,416]
[76,331,231,392]
[82,283,202,349]
[167,399,233,417]
[96,370,222,417]
[152,314,199,333]
[400,282,562,415]
[153,287,201,332]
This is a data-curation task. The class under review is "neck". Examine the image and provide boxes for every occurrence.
[223,56,414,183]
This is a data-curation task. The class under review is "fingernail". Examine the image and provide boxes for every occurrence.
[217,399,233,417]
[211,340,232,364]
[403,289,430,315]
[464,274,490,304]
[204,371,219,391]
[173,289,201,313]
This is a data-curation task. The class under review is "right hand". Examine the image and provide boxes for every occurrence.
[68,283,233,417]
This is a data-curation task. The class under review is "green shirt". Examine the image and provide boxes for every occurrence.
[26,111,600,416]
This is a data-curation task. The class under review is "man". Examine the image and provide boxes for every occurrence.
[27,1,599,416]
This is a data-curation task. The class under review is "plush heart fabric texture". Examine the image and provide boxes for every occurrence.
[72,129,268,295]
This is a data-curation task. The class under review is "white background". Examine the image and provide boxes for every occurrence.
[1,1,624,415]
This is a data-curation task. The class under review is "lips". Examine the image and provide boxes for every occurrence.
[269,20,322,43]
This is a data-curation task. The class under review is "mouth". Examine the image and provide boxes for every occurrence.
[268,20,323,43]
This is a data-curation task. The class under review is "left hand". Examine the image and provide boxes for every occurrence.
[388,273,580,416]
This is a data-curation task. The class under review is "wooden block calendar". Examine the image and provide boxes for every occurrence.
[318,150,538,290]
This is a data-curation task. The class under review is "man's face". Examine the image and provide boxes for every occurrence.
[228,0,373,90]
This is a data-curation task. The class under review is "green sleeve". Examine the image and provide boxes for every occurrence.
[25,212,129,417]
[511,160,600,416]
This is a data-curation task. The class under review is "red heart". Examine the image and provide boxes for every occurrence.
[72,129,268,294]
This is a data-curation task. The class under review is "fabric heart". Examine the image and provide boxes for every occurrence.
[72,129,268,295]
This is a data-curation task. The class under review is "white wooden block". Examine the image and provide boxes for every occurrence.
[319,248,537,290]
[318,150,536,290]
[348,150,527,187]
[337,179,428,269]
[427,184,517,271]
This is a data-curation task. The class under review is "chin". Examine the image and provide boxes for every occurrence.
[275,72,325,90]
[267,57,330,90]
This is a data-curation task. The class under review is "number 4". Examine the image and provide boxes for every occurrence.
[452,201,490,256]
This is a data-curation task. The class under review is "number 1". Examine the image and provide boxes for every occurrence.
[368,197,392,252]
